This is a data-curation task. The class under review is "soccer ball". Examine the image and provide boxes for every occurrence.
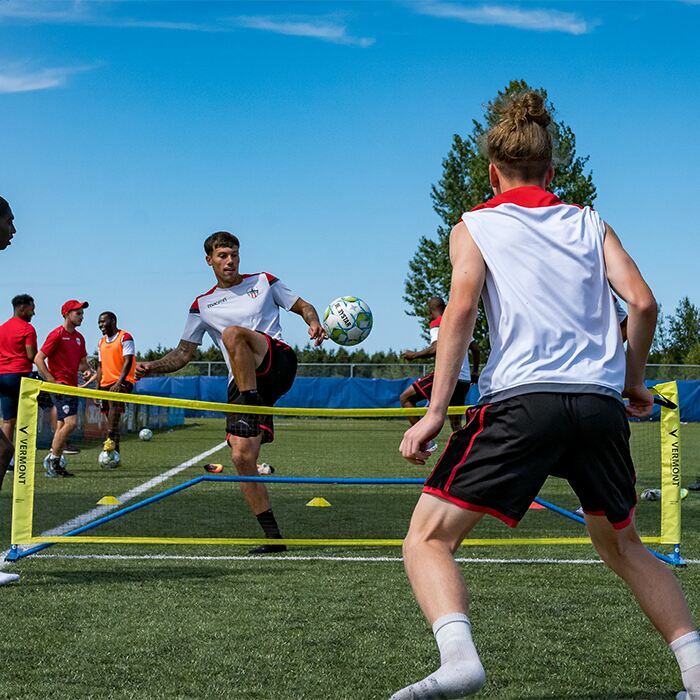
[322,296,373,346]
[43,454,66,470]
[98,450,120,468]
[139,428,153,441]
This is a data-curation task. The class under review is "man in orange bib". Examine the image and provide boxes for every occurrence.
[94,311,136,455]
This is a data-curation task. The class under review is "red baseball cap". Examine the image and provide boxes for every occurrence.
[61,299,89,316]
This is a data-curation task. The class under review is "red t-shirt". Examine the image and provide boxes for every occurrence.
[0,317,37,374]
[40,326,87,386]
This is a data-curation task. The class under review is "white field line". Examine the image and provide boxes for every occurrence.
[0,441,227,568]
[26,553,610,564]
[25,554,700,565]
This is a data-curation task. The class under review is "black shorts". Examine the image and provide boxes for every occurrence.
[411,372,470,407]
[226,335,297,444]
[0,372,32,420]
[424,393,637,530]
[51,393,79,419]
[99,381,134,414]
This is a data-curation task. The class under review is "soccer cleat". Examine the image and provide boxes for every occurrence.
[204,463,224,474]
[248,542,287,554]
[63,444,80,455]
[102,438,116,452]
[641,488,661,501]
[54,465,75,477]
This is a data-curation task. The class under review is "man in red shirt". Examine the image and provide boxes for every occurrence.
[0,294,37,488]
[35,300,91,477]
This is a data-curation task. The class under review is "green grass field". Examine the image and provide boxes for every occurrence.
[1,416,699,699]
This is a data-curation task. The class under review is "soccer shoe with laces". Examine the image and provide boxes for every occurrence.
[63,444,80,455]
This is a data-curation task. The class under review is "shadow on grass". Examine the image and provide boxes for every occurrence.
[15,564,254,585]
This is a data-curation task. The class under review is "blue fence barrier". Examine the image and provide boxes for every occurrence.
[134,376,699,420]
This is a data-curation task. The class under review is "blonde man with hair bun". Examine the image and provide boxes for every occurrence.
[391,92,698,699]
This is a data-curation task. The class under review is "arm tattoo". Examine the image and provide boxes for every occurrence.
[147,340,197,374]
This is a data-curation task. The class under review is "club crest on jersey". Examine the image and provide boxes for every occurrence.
[246,286,259,299]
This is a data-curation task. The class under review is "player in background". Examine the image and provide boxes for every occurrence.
[401,297,480,434]
[136,231,325,554]
[0,195,20,584]
[0,294,37,489]
[91,312,136,457]
[394,92,698,700]
[35,300,91,477]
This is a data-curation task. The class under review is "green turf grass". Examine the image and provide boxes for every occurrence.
[1,416,698,699]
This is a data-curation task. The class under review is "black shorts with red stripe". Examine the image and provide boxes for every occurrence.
[226,334,297,444]
[424,392,637,530]
[411,372,470,406]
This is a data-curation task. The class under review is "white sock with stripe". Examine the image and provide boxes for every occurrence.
[390,613,485,699]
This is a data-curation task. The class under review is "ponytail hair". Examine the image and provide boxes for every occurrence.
[485,91,555,181]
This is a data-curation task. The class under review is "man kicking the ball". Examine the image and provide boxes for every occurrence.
[394,91,698,699]
[136,231,324,554]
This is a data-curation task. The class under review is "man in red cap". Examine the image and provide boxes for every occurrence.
[35,300,91,477]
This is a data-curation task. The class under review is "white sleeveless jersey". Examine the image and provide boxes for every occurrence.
[181,272,299,379]
[461,186,625,403]
[429,315,474,382]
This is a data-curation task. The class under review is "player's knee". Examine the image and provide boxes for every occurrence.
[400,389,416,408]
[592,526,643,565]
[221,325,248,348]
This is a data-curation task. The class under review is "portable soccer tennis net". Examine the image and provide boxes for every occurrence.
[6,378,685,565]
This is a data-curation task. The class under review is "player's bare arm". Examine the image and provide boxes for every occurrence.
[136,340,198,378]
[34,350,56,384]
[400,222,485,464]
[290,297,325,346]
[402,341,437,361]
[110,355,134,392]
[603,223,657,418]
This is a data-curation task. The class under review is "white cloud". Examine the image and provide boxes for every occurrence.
[235,16,375,47]
[414,1,592,35]
[0,65,92,94]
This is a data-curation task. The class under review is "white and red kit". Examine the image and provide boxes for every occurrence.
[181,272,299,379]
[461,186,625,403]
[429,315,474,382]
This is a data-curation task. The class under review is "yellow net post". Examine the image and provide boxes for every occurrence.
[10,377,41,547]
[654,381,683,563]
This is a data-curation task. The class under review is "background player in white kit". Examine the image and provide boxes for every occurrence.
[137,231,324,553]
[393,92,699,700]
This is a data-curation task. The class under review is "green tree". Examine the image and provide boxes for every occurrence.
[650,297,700,367]
[404,79,597,343]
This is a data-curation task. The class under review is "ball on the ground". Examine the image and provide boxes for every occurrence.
[139,428,153,441]
[204,463,224,474]
[43,454,66,470]
[98,450,120,468]
[322,296,373,346]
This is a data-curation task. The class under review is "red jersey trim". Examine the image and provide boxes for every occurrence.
[429,315,442,329]
[242,272,278,285]
[470,186,582,212]
[189,285,218,314]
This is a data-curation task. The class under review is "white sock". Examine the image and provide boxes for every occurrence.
[390,613,485,699]
[672,631,700,699]
[0,571,20,585]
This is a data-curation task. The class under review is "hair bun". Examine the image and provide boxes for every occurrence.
[506,91,551,128]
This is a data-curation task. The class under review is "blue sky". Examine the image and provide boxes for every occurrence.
[1,0,698,356]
